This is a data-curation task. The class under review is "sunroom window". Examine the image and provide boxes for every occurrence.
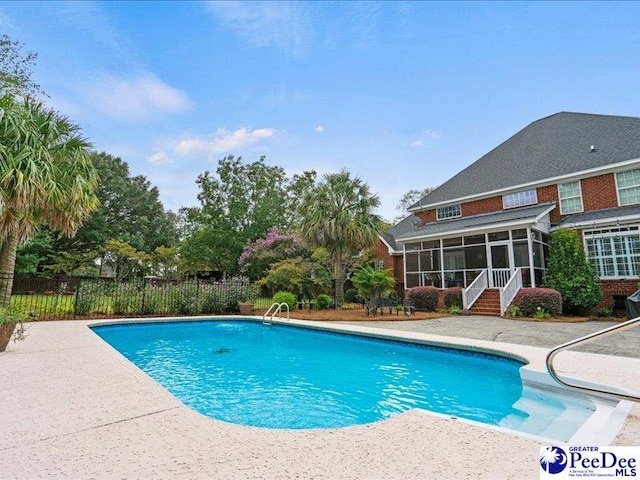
[584,227,640,278]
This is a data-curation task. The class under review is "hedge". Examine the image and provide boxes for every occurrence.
[407,286,439,311]
[512,288,562,316]
[444,287,463,308]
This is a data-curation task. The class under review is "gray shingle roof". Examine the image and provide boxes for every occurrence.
[381,214,421,251]
[410,112,640,210]
[395,202,555,242]
[555,205,640,228]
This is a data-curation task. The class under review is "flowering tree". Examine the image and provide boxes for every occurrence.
[239,227,310,281]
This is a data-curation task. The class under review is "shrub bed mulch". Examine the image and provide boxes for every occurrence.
[257,307,449,322]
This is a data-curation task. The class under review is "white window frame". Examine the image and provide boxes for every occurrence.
[436,204,461,220]
[616,169,640,206]
[502,189,538,209]
[558,180,583,215]
[583,226,640,279]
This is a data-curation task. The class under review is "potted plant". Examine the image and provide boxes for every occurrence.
[237,283,258,315]
[0,307,28,352]
[238,298,254,315]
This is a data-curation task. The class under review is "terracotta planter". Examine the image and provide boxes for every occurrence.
[238,302,254,315]
[0,322,16,352]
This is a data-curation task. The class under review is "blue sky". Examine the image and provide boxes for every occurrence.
[1,1,639,222]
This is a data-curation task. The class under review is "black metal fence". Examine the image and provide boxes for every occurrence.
[4,273,262,320]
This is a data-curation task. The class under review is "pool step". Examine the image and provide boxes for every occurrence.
[499,390,597,441]
[499,394,561,436]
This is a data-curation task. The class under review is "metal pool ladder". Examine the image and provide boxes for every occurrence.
[546,316,640,403]
[263,302,290,325]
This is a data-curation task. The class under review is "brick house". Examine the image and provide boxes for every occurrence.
[377,112,640,315]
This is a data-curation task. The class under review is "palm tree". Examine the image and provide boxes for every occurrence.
[298,169,383,305]
[0,96,98,304]
[352,265,396,300]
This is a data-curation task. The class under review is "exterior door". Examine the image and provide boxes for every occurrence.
[489,243,511,287]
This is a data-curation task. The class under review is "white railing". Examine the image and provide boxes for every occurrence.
[491,268,512,288]
[462,269,488,310]
[262,302,290,324]
[500,267,522,315]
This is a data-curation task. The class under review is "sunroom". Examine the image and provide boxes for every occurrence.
[396,203,556,291]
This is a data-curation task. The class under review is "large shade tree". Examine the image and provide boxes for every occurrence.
[49,152,178,275]
[0,96,98,304]
[183,155,316,276]
[299,169,383,304]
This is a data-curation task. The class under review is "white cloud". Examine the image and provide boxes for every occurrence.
[411,140,423,147]
[147,150,174,166]
[206,1,313,56]
[0,10,14,28]
[425,129,442,140]
[81,73,191,122]
[175,127,277,155]
[315,125,324,133]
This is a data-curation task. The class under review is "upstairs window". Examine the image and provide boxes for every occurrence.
[502,189,537,209]
[558,181,583,214]
[617,169,640,206]
[437,204,461,220]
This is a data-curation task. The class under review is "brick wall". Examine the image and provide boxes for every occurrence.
[413,172,620,227]
[598,279,638,312]
[371,239,395,270]
[581,174,619,211]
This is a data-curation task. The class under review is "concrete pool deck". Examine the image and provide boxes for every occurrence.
[1,317,640,479]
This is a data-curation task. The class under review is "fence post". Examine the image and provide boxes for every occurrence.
[141,277,148,315]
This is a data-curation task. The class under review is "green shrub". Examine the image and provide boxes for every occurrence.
[273,291,297,309]
[504,304,521,318]
[113,283,141,315]
[200,287,224,314]
[315,294,333,309]
[544,229,602,315]
[407,286,439,311]
[224,277,259,312]
[140,287,162,315]
[512,288,562,317]
[344,288,361,303]
[443,287,462,308]
[447,304,462,315]
[167,283,200,315]
[74,281,106,315]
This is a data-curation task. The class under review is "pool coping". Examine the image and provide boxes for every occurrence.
[2,315,640,479]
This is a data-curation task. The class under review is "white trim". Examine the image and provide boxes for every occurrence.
[550,213,640,231]
[582,226,640,279]
[399,204,556,244]
[377,234,402,255]
[408,157,640,212]
[615,168,640,207]
[502,189,538,209]
[558,180,584,215]
[436,204,462,221]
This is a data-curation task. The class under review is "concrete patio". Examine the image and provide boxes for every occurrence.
[1,317,639,479]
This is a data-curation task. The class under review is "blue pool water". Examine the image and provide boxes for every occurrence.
[92,320,595,438]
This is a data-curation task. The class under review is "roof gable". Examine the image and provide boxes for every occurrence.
[410,112,640,210]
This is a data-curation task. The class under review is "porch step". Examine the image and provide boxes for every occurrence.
[469,289,501,316]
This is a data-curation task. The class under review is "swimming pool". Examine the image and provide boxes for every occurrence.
[92,319,596,440]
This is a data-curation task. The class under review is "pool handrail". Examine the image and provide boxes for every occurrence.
[263,302,290,324]
[546,315,640,403]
